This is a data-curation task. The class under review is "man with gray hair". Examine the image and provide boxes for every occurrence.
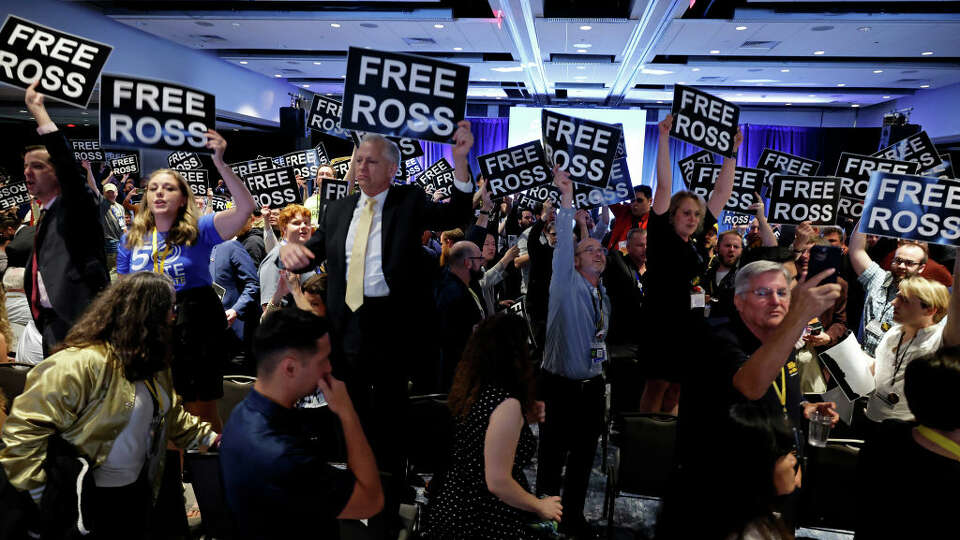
[280,123,476,522]
[662,260,842,537]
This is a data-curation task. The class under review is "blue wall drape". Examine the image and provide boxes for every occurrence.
[418,117,510,177]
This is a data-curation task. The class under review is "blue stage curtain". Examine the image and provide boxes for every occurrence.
[418,117,510,177]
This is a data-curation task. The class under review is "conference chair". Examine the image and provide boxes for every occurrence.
[184,452,238,540]
[216,375,256,423]
[0,363,32,415]
[603,412,678,535]
[403,393,451,538]
[799,438,865,532]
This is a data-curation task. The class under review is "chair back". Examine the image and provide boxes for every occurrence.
[184,452,237,539]
[617,412,678,497]
[800,440,863,531]
[217,375,256,423]
[0,363,33,414]
[405,394,452,476]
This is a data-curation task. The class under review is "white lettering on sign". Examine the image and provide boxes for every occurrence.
[679,88,736,128]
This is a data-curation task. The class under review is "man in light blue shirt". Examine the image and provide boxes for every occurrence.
[537,167,610,539]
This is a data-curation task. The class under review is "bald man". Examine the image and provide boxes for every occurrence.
[536,167,610,539]
[434,240,487,389]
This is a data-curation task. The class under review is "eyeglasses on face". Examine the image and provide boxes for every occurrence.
[747,287,790,299]
[576,246,606,256]
[892,257,921,268]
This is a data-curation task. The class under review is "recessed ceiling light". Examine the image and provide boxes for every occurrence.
[330,23,341,28]
[873,70,883,74]
[814,50,825,55]
[478,77,487,81]
[922,51,934,55]
[579,25,592,31]
[573,43,591,48]
[326,93,332,96]
[313,61,323,65]
[274,74,282,78]
[232,23,241,28]
[657,101,663,103]
[735,26,748,31]
[780,69,790,72]
[239,61,248,65]
[691,67,701,72]
[302,84,310,88]
[576,66,586,70]
[851,104,860,108]
[491,66,523,72]
[341,75,346,78]
[808,94,816,97]
[785,103,792,106]
[453,47,463,51]
[920,84,930,88]
[858,26,871,32]
[837,83,845,87]
[710,50,720,54]
[882,95,891,99]
[434,24,444,29]
[641,68,674,75]
[577,49,588,53]
[677,81,686,85]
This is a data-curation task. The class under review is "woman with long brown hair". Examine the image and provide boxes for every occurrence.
[423,313,561,539]
[0,272,217,538]
[116,131,255,431]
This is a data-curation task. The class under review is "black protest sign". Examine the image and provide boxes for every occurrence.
[278,149,322,180]
[109,152,140,175]
[859,172,960,246]
[613,124,627,159]
[239,166,302,208]
[522,183,561,207]
[756,149,820,185]
[320,179,350,202]
[0,181,31,210]
[406,158,423,176]
[689,163,765,214]
[767,176,841,226]
[678,150,714,188]
[418,158,457,196]
[926,154,956,180]
[0,16,112,108]
[671,85,740,158]
[315,143,329,165]
[478,141,551,199]
[208,195,230,212]
[307,95,351,139]
[541,109,621,188]
[99,74,215,153]
[330,156,352,179]
[167,151,202,171]
[71,139,104,162]
[179,169,210,196]
[573,158,633,209]
[350,131,425,161]
[873,131,942,173]
[341,47,469,143]
[835,152,919,201]
[228,158,275,178]
[507,295,537,348]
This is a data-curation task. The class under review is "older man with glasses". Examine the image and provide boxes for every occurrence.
[661,260,842,538]
[850,222,930,357]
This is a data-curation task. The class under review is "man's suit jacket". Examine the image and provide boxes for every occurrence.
[210,240,260,341]
[24,131,109,338]
[302,183,473,337]
[434,267,484,389]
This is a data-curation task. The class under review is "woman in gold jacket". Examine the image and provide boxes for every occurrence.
[0,271,217,538]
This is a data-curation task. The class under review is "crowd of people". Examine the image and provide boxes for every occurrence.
[0,79,958,540]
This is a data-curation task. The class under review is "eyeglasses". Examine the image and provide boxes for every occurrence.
[576,246,607,256]
[747,287,790,299]
[892,257,921,268]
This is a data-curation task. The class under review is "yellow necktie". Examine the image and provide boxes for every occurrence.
[346,197,376,311]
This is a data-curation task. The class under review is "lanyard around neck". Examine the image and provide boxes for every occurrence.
[771,367,787,414]
[916,425,960,460]
[152,228,172,274]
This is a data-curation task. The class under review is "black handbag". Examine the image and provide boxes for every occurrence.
[38,436,98,539]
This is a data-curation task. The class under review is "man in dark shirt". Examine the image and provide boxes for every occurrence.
[661,260,841,538]
[702,229,743,320]
[220,309,383,538]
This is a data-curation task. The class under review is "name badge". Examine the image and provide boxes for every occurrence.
[865,320,884,338]
[690,292,706,309]
[591,340,607,364]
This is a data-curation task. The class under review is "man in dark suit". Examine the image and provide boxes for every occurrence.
[22,80,109,355]
[280,123,475,476]
[434,240,486,390]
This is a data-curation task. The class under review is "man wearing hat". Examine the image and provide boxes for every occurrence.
[83,161,127,278]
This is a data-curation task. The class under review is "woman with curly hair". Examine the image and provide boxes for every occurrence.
[116,131,255,431]
[422,313,562,539]
[0,272,217,538]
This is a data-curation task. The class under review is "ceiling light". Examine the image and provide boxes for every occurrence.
[330,23,341,28]
[491,66,523,72]
[274,74,282,78]
[809,94,816,97]
[736,26,748,31]
[920,84,930,88]
[814,50,825,55]
[232,23,240,28]
[577,49,588,53]
[922,51,933,55]
[579,25,592,31]
[340,75,346,78]
[780,69,791,73]
[691,67,701,72]
[326,93,332,96]
[302,84,310,88]
[873,70,883,74]
[239,61,248,65]
[434,24,444,29]
[677,81,686,85]
[837,83,845,87]
[710,50,720,54]
[477,77,487,81]
[640,68,673,75]
[576,66,586,70]
[858,26,871,32]
[573,43,591,48]
[657,101,663,104]
[882,95,891,99]
[785,103,792,106]
[453,47,463,51]
[313,61,322,65]
[851,104,860,108]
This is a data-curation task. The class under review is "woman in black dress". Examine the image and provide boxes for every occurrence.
[423,313,562,539]
[639,114,743,413]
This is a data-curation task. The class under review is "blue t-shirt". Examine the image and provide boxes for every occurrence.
[117,214,223,291]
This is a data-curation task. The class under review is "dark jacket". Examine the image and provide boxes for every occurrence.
[434,268,484,390]
[237,227,266,268]
[603,251,646,345]
[702,258,740,320]
[210,240,260,342]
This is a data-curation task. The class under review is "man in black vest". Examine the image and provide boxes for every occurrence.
[22,80,109,355]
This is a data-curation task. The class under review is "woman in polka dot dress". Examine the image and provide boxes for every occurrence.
[422,313,562,539]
